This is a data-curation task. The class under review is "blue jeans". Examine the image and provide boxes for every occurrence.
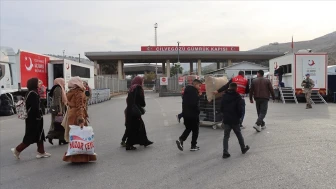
[240,98,246,125]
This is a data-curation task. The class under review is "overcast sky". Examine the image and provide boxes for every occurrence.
[1,1,335,58]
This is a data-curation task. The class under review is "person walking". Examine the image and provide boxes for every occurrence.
[176,79,202,152]
[249,70,275,132]
[301,73,315,109]
[46,78,68,145]
[83,81,92,110]
[176,86,185,123]
[11,78,51,159]
[220,83,250,159]
[213,71,249,129]
[38,80,47,115]
[125,76,153,151]
[120,107,127,147]
[62,77,96,162]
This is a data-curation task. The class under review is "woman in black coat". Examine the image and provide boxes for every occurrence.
[125,76,153,150]
[11,78,51,159]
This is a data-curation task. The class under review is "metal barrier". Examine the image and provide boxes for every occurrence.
[94,76,127,93]
[88,89,111,105]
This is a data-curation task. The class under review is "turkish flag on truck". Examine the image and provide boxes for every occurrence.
[20,51,49,88]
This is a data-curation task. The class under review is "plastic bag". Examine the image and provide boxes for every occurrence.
[65,125,95,156]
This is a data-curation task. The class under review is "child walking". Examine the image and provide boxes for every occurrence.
[220,83,250,158]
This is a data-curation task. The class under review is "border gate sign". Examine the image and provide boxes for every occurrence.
[178,76,185,85]
[160,77,168,85]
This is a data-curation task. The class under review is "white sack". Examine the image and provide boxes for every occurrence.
[66,125,95,156]
[205,76,229,102]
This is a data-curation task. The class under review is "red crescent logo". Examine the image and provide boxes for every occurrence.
[147,46,151,51]
[308,60,315,66]
[66,63,70,70]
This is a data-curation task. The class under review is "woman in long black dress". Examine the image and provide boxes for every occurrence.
[125,76,153,150]
[11,78,51,159]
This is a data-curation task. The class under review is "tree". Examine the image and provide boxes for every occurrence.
[144,71,156,82]
[100,63,117,74]
[170,64,183,76]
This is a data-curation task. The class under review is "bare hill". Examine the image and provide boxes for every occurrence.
[250,31,336,65]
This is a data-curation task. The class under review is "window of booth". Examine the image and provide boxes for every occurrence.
[71,65,90,78]
[283,64,292,74]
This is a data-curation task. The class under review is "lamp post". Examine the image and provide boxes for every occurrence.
[63,50,65,60]
[154,23,158,76]
[177,41,180,65]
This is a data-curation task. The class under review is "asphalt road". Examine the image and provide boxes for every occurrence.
[1,91,336,189]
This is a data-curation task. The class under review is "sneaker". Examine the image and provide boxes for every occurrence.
[222,153,231,159]
[36,152,51,159]
[176,139,183,151]
[11,148,20,160]
[240,124,246,129]
[242,145,250,154]
[120,141,127,147]
[176,115,180,123]
[261,125,266,130]
[190,146,200,151]
[253,124,261,132]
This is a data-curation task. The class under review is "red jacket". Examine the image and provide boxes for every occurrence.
[232,75,248,95]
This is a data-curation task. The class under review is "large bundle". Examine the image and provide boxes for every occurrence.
[204,76,228,102]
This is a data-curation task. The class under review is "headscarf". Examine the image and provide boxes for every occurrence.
[54,78,68,104]
[129,76,143,92]
[68,76,85,90]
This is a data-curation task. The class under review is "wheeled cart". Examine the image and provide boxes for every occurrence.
[199,93,223,129]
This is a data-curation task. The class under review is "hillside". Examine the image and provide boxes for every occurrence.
[250,31,336,65]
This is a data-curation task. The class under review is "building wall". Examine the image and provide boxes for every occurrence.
[225,63,269,79]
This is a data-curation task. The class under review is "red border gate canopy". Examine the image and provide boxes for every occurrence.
[141,46,239,52]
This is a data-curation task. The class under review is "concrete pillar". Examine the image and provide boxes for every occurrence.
[121,62,124,79]
[190,62,194,75]
[117,60,123,80]
[94,61,98,75]
[228,59,232,66]
[166,60,170,78]
[197,59,202,76]
[162,62,166,75]
[217,62,220,69]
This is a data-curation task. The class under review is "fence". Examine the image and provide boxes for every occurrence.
[88,89,111,105]
[94,76,127,93]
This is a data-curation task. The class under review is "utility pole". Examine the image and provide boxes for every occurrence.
[154,23,158,76]
[63,50,65,60]
[177,41,180,64]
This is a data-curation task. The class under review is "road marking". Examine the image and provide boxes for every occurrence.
[164,120,169,126]
[162,113,166,117]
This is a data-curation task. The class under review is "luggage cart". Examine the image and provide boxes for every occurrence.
[199,93,222,129]
[199,74,227,129]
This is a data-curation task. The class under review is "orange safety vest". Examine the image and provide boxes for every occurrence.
[232,75,248,95]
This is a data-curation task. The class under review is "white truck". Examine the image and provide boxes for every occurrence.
[0,47,94,115]
[269,50,328,102]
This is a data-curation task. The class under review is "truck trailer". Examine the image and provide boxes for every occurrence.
[0,47,94,115]
[269,50,328,103]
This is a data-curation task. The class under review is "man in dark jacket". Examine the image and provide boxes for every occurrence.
[249,70,275,132]
[176,79,202,152]
[220,82,250,158]
[213,71,250,129]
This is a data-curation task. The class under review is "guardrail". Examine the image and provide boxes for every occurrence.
[88,89,111,105]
